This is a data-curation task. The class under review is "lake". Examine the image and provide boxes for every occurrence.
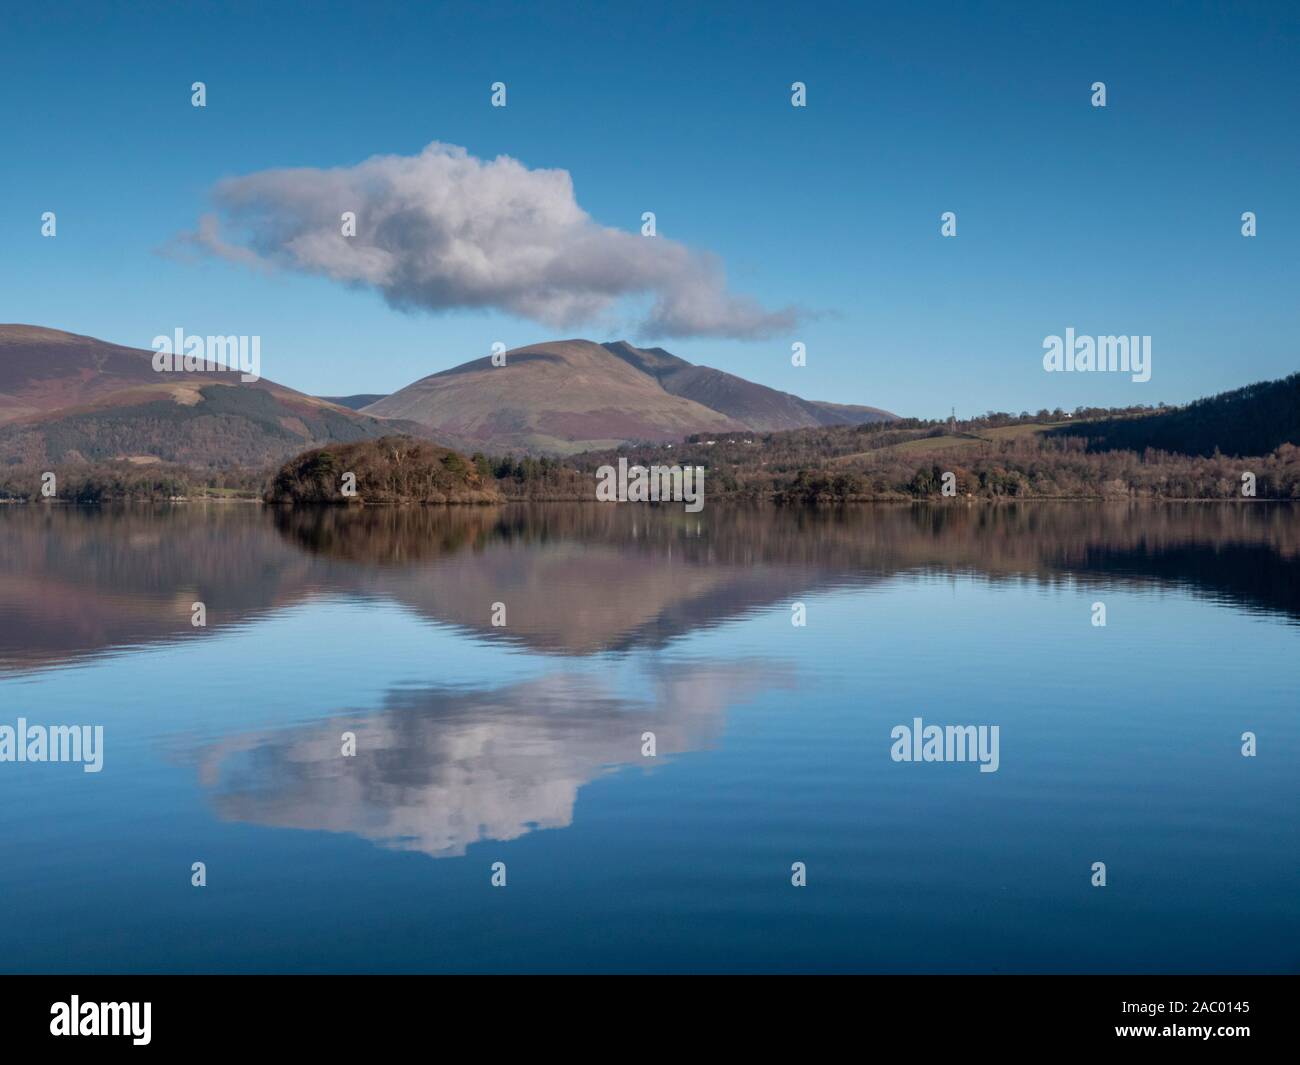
[0,502,1296,973]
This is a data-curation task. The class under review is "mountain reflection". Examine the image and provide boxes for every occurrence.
[0,501,1297,671]
[192,661,789,857]
[294,503,1300,646]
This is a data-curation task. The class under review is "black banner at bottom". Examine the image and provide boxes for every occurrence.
[1,975,1290,1052]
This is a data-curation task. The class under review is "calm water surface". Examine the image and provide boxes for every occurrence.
[0,502,1296,973]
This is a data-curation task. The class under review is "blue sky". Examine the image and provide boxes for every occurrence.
[1,0,1296,418]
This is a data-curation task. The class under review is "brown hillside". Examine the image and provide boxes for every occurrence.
[0,325,439,468]
[363,340,748,454]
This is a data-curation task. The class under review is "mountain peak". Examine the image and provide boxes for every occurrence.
[363,337,895,453]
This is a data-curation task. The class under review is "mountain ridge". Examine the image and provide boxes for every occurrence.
[0,326,898,465]
[598,341,894,432]
[362,338,896,454]
[0,325,443,468]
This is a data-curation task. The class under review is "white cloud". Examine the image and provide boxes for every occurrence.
[184,142,801,340]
